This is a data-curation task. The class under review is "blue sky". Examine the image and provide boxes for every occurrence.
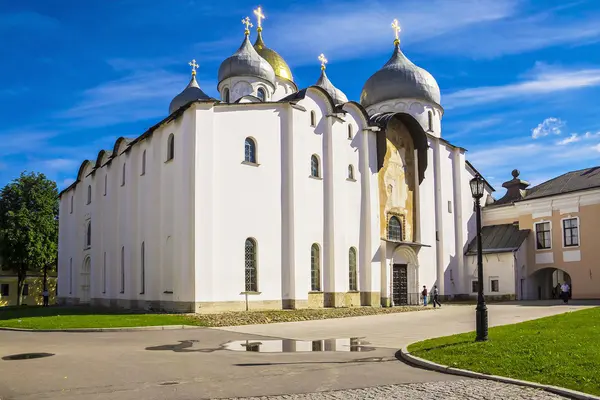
[2,0,600,195]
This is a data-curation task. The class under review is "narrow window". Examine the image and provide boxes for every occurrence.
[102,252,107,294]
[257,88,266,102]
[535,222,551,249]
[387,216,402,241]
[141,149,146,175]
[348,125,353,139]
[563,218,579,247]
[70,196,73,214]
[472,280,479,293]
[349,247,358,291]
[224,88,230,103]
[491,279,499,292]
[310,110,316,127]
[104,174,107,196]
[140,242,145,294]
[310,155,320,178]
[311,244,321,291]
[69,258,73,294]
[428,110,433,132]
[85,222,91,248]
[120,246,125,294]
[0,284,8,296]
[448,200,452,213]
[244,137,256,163]
[122,163,126,186]
[22,284,29,296]
[87,185,91,204]
[244,238,258,292]
[167,134,175,161]
[348,165,354,180]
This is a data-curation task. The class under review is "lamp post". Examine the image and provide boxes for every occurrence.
[470,174,488,342]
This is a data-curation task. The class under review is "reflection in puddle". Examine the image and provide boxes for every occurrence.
[2,352,55,360]
[223,338,375,353]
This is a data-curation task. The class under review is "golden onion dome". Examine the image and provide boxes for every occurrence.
[253,30,294,82]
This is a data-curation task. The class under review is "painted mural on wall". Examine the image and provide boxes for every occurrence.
[378,120,416,241]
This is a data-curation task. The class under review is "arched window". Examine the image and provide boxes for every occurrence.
[224,88,230,103]
[245,238,258,292]
[69,258,73,294]
[349,247,358,291]
[257,88,266,102]
[348,124,353,139]
[310,110,316,127]
[120,246,125,294]
[141,150,146,175]
[140,242,145,295]
[70,195,73,213]
[122,163,126,186]
[311,244,321,291]
[348,165,354,180]
[428,110,434,132]
[85,221,91,248]
[104,174,107,196]
[167,133,175,161]
[388,216,403,242]
[311,155,320,178]
[245,137,257,163]
[87,185,91,204]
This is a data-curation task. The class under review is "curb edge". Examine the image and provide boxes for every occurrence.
[0,325,202,333]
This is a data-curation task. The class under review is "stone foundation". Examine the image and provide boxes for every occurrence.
[307,292,324,308]
[361,291,381,307]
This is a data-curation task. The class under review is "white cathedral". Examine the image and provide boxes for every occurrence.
[57,11,495,313]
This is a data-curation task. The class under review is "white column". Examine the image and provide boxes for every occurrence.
[281,107,296,305]
[432,139,445,295]
[323,115,336,303]
[452,148,464,295]
[360,128,373,302]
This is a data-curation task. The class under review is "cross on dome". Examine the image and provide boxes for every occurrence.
[241,16,253,35]
[318,53,328,70]
[188,59,199,76]
[253,6,265,31]
[391,19,401,45]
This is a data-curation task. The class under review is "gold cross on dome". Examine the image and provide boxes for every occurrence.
[391,19,401,44]
[241,16,253,34]
[318,53,328,70]
[188,59,199,76]
[254,6,265,30]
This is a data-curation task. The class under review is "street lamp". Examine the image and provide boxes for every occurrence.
[470,174,488,342]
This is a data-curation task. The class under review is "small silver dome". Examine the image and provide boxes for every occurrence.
[218,34,276,86]
[314,69,348,105]
[169,75,213,114]
[360,43,440,108]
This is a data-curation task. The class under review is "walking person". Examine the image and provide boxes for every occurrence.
[421,285,428,306]
[42,288,49,307]
[560,282,570,304]
[432,285,442,308]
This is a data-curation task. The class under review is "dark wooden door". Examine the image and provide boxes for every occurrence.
[392,264,408,306]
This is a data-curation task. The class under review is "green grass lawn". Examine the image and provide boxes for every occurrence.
[408,307,600,396]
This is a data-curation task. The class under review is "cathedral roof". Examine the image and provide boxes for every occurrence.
[314,68,348,106]
[253,30,294,83]
[169,74,213,115]
[360,42,440,108]
[218,33,276,86]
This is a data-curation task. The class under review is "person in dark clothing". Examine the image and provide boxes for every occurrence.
[432,285,442,308]
[42,289,49,307]
[421,286,428,306]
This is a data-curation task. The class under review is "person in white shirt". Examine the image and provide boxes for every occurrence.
[560,282,570,304]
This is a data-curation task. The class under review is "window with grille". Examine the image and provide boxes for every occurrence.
[104,174,107,195]
[311,244,321,291]
[348,125,353,139]
[491,279,499,292]
[311,155,320,178]
[257,88,266,101]
[349,247,357,291]
[387,216,402,241]
[535,222,551,249]
[85,222,91,248]
[70,196,73,213]
[472,280,479,293]
[245,138,256,163]
[245,238,258,292]
[563,218,579,247]
[122,163,126,186]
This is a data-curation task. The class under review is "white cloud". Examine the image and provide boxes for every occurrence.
[445,67,600,109]
[557,133,580,145]
[532,117,563,139]
[41,158,79,172]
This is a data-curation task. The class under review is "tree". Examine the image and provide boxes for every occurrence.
[0,172,58,305]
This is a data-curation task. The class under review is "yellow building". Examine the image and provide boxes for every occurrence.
[0,271,57,307]
[481,167,600,300]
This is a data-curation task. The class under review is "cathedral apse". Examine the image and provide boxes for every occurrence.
[378,119,416,242]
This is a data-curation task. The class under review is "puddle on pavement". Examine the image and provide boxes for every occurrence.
[222,338,375,353]
[145,340,218,353]
[2,352,55,360]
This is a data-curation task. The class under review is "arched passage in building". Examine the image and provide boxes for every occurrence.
[390,245,419,306]
[528,267,572,300]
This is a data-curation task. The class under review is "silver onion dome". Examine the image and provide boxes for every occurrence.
[218,34,276,86]
[314,69,348,105]
[169,74,213,114]
[360,42,440,108]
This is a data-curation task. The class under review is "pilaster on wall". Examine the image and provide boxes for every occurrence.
[432,139,445,294]
[452,148,465,295]
[323,115,336,298]
[281,106,296,305]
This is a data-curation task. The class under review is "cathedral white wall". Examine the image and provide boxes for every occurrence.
[417,144,437,292]
[218,77,274,103]
[439,143,458,294]
[271,77,296,101]
[466,252,517,296]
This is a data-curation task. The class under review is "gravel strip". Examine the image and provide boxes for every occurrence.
[217,380,568,399]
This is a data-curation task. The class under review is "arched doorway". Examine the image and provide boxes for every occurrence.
[391,245,419,305]
[81,256,91,304]
[529,267,571,300]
